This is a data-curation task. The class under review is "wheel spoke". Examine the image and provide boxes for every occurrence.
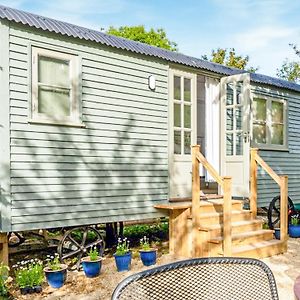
[62,249,81,260]
[273,206,280,214]
[85,240,102,250]
[81,228,88,247]
[273,217,280,226]
[76,252,83,270]
[66,235,81,249]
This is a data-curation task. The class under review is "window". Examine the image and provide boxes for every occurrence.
[173,75,192,155]
[252,96,287,149]
[31,47,81,125]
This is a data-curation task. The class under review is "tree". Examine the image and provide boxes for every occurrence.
[201,48,258,72]
[277,44,300,83]
[106,25,178,51]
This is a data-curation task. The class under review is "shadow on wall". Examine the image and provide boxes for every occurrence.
[9,109,169,232]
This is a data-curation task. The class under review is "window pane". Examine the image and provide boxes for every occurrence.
[39,56,70,87]
[253,123,266,144]
[174,131,181,154]
[226,108,233,130]
[253,99,266,121]
[184,132,191,154]
[236,82,243,105]
[272,101,283,123]
[226,133,233,156]
[174,103,181,127]
[271,124,284,145]
[38,87,70,117]
[174,76,181,100]
[184,105,191,128]
[184,78,191,102]
[236,133,243,155]
[235,107,242,130]
[226,83,234,105]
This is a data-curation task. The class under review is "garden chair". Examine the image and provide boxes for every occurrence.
[111,257,279,300]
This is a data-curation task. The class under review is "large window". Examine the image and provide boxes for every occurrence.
[31,47,80,125]
[252,97,287,149]
[173,75,192,155]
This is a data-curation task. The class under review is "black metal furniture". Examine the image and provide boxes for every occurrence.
[111,257,279,300]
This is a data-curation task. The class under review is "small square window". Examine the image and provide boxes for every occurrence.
[31,47,81,125]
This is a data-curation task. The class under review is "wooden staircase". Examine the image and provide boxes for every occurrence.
[155,146,288,259]
[196,198,285,258]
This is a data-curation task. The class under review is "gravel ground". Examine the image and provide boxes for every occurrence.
[10,239,300,300]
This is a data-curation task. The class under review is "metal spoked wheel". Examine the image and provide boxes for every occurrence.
[267,195,295,229]
[57,226,105,270]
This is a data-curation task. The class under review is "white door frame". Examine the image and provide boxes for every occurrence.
[220,73,251,197]
[168,68,197,198]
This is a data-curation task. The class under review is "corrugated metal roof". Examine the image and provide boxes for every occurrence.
[0,4,300,93]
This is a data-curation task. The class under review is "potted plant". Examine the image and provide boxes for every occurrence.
[0,263,10,298]
[81,247,103,278]
[139,236,157,266]
[113,238,131,272]
[13,259,44,295]
[289,215,300,238]
[44,254,67,288]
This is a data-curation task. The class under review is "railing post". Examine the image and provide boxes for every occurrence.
[280,175,288,243]
[250,148,258,218]
[223,176,232,256]
[192,145,201,257]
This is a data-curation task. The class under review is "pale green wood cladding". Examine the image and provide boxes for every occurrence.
[8,23,169,231]
[252,85,299,207]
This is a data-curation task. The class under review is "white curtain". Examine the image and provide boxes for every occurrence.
[205,77,220,182]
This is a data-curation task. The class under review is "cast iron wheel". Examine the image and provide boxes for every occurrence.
[57,226,105,270]
[8,232,25,248]
[267,195,295,229]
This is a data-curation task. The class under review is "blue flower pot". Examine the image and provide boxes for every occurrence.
[113,252,131,272]
[44,265,67,288]
[139,249,157,266]
[274,229,280,240]
[289,225,300,238]
[81,257,102,278]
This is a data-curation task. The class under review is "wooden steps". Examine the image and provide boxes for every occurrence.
[195,199,284,259]
[231,240,286,258]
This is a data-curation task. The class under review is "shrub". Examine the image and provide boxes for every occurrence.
[0,263,9,296]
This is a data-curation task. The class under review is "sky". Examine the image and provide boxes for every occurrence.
[1,0,300,77]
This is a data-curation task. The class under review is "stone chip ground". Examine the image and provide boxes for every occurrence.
[12,239,300,299]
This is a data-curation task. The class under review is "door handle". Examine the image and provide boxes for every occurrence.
[243,131,250,143]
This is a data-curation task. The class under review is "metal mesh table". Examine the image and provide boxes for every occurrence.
[112,257,279,300]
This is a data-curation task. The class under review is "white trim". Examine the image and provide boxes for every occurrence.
[0,20,12,231]
[251,94,288,151]
[31,47,82,126]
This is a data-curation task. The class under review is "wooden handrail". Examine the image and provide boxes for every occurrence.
[196,152,224,187]
[250,148,288,243]
[192,145,232,256]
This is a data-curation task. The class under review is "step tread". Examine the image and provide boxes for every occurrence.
[232,239,283,255]
[198,209,251,219]
[210,229,274,243]
[199,219,263,231]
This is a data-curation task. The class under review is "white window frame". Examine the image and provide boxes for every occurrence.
[169,69,197,160]
[31,47,82,126]
[252,95,288,150]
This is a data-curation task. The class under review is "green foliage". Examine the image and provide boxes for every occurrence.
[140,236,151,250]
[115,238,130,256]
[124,221,168,246]
[71,230,97,242]
[277,43,300,83]
[88,247,99,261]
[0,263,9,296]
[262,223,269,229]
[291,215,299,226]
[13,259,44,288]
[46,253,62,271]
[202,48,258,72]
[106,25,178,51]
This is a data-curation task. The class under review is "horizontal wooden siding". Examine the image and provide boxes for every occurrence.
[8,23,169,231]
[252,84,300,208]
